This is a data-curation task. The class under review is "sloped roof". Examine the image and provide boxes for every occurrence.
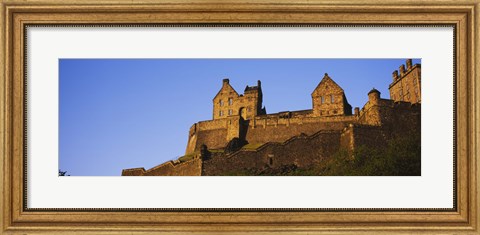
[368,88,381,95]
[311,73,344,96]
[213,80,239,100]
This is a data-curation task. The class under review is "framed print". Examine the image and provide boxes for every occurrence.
[1,0,479,234]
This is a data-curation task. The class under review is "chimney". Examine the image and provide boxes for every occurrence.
[354,107,360,116]
[257,80,261,87]
[406,59,412,70]
[399,64,406,77]
[223,78,229,85]
[392,70,399,81]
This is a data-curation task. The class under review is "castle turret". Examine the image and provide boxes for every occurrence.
[358,88,383,126]
[368,88,381,105]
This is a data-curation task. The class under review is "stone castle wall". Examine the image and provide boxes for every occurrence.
[185,97,418,155]
[202,130,342,175]
[186,112,357,153]
[349,125,387,151]
[191,129,228,152]
[185,119,228,153]
[122,158,202,176]
[354,100,421,150]
[197,101,420,176]
[245,119,351,145]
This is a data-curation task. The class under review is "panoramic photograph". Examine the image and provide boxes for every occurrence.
[59,59,421,176]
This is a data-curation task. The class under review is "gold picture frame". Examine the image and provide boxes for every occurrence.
[1,0,478,233]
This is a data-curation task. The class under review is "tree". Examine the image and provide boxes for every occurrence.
[58,169,70,176]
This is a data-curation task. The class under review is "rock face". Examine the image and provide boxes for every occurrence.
[122,60,421,176]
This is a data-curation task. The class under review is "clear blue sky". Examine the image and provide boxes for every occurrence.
[59,58,420,176]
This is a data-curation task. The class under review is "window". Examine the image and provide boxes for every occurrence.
[219,110,223,117]
[268,154,274,166]
[219,99,224,107]
[228,98,233,105]
[321,96,325,104]
[228,109,232,115]
[330,95,334,103]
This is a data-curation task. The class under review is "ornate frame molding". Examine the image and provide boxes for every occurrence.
[1,0,478,233]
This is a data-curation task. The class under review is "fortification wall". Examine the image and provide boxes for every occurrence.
[121,167,146,176]
[197,119,228,131]
[253,111,355,125]
[187,100,419,155]
[193,129,228,151]
[123,158,202,176]
[144,158,202,176]
[358,99,420,127]
[246,117,354,144]
[202,131,341,175]
[352,101,420,150]
[185,119,229,153]
[352,125,387,150]
[379,102,421,135]
[187,114,357,153]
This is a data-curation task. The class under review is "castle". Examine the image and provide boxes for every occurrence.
[122,59,421,176]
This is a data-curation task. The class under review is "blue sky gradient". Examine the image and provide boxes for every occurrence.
[59,58,420,176]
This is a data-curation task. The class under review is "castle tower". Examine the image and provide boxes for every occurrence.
[311,73,352,117]
[389,59,421,103]
[241,80,266,120]
[212,79,239,120]
[360,88,383,126]
[212,79,265,120]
